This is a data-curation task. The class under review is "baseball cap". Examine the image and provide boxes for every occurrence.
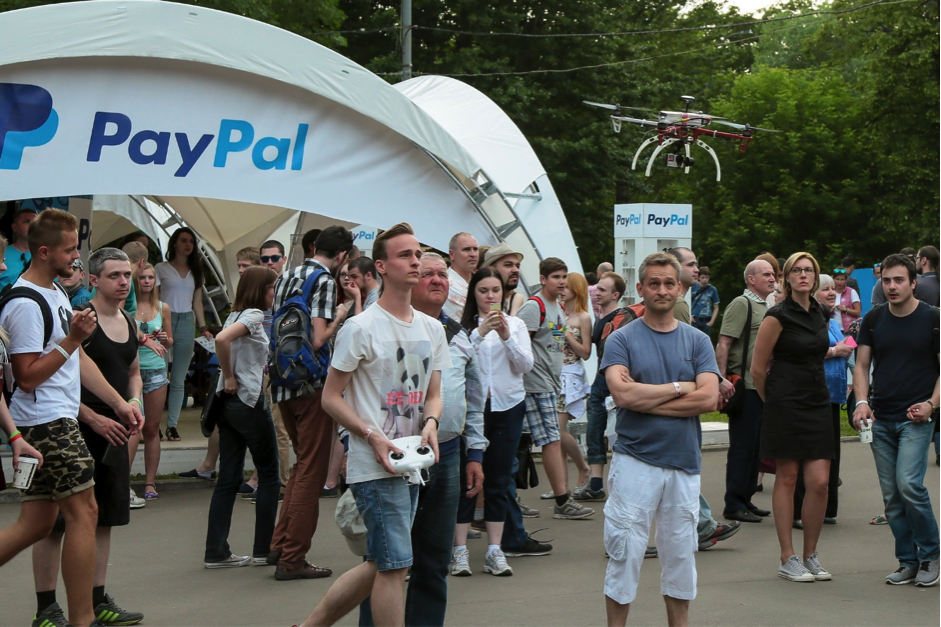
[483,242,524,267]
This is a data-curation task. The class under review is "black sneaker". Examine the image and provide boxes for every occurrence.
[644,546,658,559]
[503,531,553,557]
[94,593,144,626]
[699,521,742,551]
[573,487,607,502]
[32,602,68,627]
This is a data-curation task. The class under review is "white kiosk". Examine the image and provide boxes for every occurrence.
[613,203,693,303]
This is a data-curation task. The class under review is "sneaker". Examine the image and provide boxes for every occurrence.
[540,491,556,500]
[698,521,741,551]
[205,554,251,569]
[644,546,658,559]
[886,564,918,585]
[573,487,607,502]
[252,555,273,566]
[129,489,146,510]
[553,497,594,520]
[238,483,257,499]
[778,555,815,582]
[32,602,68,627]
[94,593,144,626]
[517,497,540,518]
[450,548,472,576]
[503,531,553,557]
[915,560,940,587]
[467,528,482,539]
[484,548,513,576]
[803,552,832,581]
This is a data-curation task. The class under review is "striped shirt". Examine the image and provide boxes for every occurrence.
[270,258,337,402]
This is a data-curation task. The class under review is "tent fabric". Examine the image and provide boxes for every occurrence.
[0,0,479,179]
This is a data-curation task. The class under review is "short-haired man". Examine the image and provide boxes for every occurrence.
[32,247,146,627]
[260,239,287,276]
[579,271,626,502]
[298,223,451,627]
[0,207,37,290]
[602,252,720,627]
[915,246,939,307]
[871,264,887,306]
[62,259,93,308]
[443,232,478,319]
[300,230,321,261]
[118,241,149,316]
[482,243,526,315]
[667,247,698,325]
[361,251,485,625]
[853,254,940,587]
[0,209,142,627]
[689,266,720,335]
[236,246,261,276]
[842,255,860,294]
[517,257,594,520]
[348,256,381,310]
[716,260,777,523]
[589,262,615,318]
[268,226,354,580]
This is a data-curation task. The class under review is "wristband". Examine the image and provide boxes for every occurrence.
[7,430,22,446]
[51,343,71,360]
[927,400,936,412]
[421,416,440,430]
[128,398,142,407]
[364,428,374,442]
[855,400,870,407]
[672,382,682,398]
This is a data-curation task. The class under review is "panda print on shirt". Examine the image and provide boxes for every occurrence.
[381,340,432,439]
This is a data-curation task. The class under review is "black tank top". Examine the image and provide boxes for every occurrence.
[78,303,139,418]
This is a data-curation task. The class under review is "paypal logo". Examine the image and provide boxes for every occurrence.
[86,112,309,177]
[647,213,689,228]
[615,213,642,227]
[0,83,59,170]
[353,229,375,242]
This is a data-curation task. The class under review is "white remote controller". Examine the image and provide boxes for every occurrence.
[388,436,435,485]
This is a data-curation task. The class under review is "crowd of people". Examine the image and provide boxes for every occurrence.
[0,206,937,627]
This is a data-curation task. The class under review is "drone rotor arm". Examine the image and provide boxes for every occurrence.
[646,137,679,178]
[631,136,660,171]
[695,139,721,182]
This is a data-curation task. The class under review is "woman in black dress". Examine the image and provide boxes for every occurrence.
[752,252,834,583]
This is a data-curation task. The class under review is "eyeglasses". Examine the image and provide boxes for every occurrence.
[790,267,816,276]
[832,268,847,275]
[873,263,881,268]
[261,255,283,264]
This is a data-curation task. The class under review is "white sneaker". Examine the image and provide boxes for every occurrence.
[778,555,815,582]
[803,552,832,581]
[450,548,472,577]
[205,554,250,569]
[484,548,513,576]
[129,488,146,510]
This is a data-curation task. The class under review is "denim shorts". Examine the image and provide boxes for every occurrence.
[350,476,419,571]
[141,367,169,394]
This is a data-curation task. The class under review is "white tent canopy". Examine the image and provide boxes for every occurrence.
[0,0,582,294]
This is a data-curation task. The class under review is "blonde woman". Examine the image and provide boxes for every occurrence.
[556,272,592,498]
[752,252,834,583]
[129,263,173,499]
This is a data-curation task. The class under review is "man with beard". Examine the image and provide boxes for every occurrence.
[481,244,527,315]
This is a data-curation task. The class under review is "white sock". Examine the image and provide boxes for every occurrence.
[487,544,501,557]
[454,545,467,554]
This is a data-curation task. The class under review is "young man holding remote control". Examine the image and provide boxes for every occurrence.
[0,210,142,627]
[298,223,451,627]
[853,253,940,587]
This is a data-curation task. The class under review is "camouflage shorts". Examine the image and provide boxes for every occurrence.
[19,419,95,501]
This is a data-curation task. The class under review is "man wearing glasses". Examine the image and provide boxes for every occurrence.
[915,246,939,307]
[0,207,37,290]
[260,240,288,276]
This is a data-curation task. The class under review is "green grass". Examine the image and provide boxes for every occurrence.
[703,409,859,438]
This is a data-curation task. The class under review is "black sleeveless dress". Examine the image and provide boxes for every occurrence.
[759,297,835,460]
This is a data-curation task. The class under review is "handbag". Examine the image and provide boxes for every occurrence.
[721,299,752,418]
[514,431,540,490]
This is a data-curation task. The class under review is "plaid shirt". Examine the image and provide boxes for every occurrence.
[270,258,337,402]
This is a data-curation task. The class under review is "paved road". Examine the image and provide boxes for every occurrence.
[1,441,938,626]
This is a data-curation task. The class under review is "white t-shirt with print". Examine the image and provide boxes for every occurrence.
[331,304,451,484]
[0,278,81,427]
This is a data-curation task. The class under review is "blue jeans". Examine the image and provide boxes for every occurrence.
[698,494,716,537]
[692,320,712,336]
[360,448,460,627]
[351,477,420,571]
[501,453,529,549]
[204,396,279,561]
[586,374,609,466]
[166,311,195,428]
[871,419,939,565]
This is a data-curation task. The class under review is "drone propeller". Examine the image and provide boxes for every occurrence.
[584,101,658,115]
[712,120,782,133]
[611,115,660,128]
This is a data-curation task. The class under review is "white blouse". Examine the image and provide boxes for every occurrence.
[155,262,196,313]
[470,314,534,411]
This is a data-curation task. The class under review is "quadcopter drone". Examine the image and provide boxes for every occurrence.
[584,96,780,181]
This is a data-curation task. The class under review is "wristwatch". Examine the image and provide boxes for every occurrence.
[420,416,440,430]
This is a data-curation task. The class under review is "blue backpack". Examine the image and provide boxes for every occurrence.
[269,269,331,391]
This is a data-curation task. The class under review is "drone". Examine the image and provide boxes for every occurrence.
[584,96,780,181]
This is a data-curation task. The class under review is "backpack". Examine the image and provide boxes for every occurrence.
[527,295,546,328]
[0,282,70,349]
[442,316,465,344]
[269,269,332,391]
[599,303,646,347]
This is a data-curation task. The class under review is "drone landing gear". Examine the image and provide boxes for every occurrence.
[630,137,723,181]
[695,139,721,182]
[645,137,679,178]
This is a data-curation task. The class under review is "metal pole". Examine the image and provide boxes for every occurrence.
[401,0,412,81]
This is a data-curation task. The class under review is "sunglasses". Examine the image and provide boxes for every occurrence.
[873,263,881,268]
[833,268,847,275]
[261,255,283,264]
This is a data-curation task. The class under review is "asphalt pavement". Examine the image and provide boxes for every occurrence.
[0,440,938,626]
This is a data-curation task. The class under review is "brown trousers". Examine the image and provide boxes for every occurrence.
[270,390,336,568]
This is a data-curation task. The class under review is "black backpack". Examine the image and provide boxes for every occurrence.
[0,282,70,349]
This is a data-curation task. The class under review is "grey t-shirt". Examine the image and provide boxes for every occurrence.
[600,319,720,474]
[517,295,566,393]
